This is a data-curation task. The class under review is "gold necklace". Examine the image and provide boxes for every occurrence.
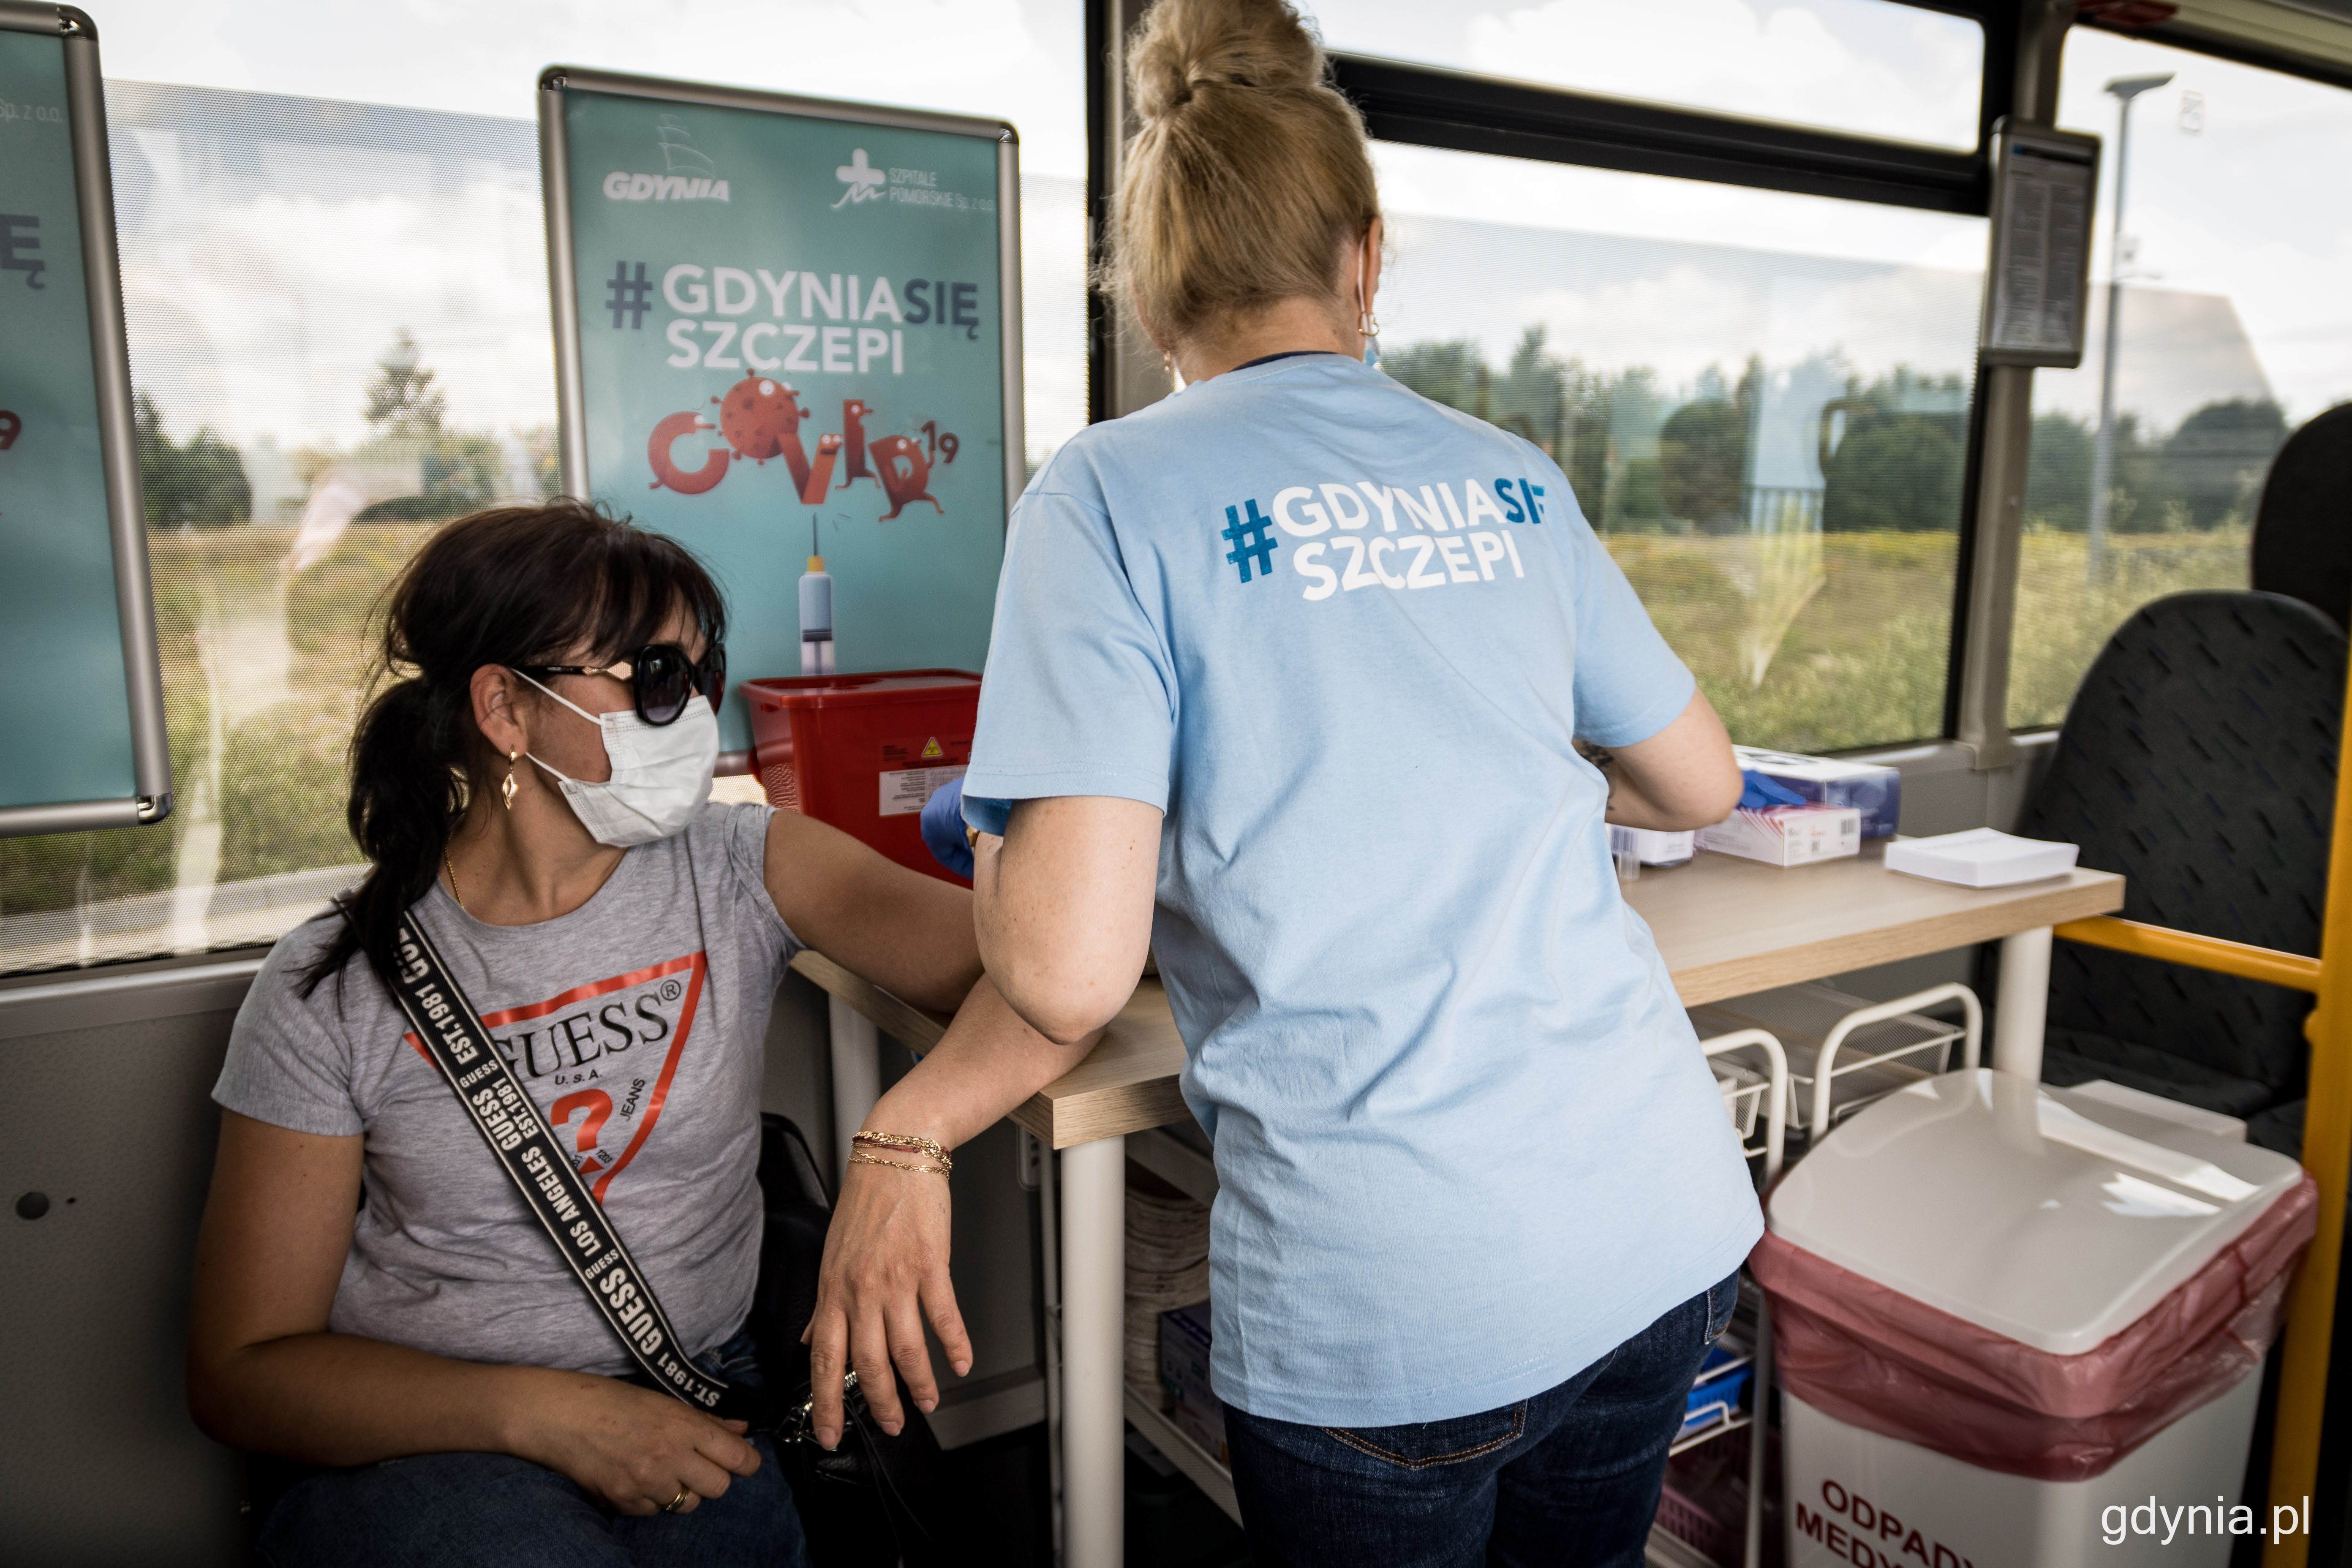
[443,849,466,911]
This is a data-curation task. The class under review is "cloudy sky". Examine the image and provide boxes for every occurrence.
[90,0,1089,177]
[89,0,2352,451]
[1308,0,2352,427]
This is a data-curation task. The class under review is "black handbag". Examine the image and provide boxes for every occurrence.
[747,1112,950,1568]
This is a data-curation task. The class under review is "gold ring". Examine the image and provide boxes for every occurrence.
[663,1484,692,1513]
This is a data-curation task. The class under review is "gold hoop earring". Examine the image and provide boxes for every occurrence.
[501,751,520,811]
[1359,310,1381,338]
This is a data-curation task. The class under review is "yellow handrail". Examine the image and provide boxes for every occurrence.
[2268,669,2352,1566]
[2053,916,2322,993]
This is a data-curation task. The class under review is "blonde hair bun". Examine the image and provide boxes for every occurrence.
[1115,0,1380,343]
[1129,0,1323,121]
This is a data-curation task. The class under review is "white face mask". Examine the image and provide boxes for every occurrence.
[513,670,717,848]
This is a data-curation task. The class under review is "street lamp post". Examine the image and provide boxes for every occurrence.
[2086,72,2173,579]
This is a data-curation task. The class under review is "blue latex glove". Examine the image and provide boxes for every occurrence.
[920,774,975,878]
[1738,769,1808,810]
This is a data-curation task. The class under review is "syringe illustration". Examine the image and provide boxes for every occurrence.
[799,517,834,676]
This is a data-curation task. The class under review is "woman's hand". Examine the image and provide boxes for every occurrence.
[802,1150,970,1451]
[504,1371,762,1515]
[794,976,1107,1451]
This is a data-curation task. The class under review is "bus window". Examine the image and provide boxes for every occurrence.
[2008,32,2352,730]
[1367,141,1986,752]
[1304,0,1986,152]
[0,5,1085,979]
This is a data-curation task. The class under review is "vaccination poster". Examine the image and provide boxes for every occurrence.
[560,88,1010,753]
[0,26,137,811]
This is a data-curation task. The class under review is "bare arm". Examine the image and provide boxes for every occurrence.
[188,1111,759,1513]
[804,976,1101,1448]
[970,795,1163,1045]
[1589,689,1742,832]
[765,808,981,1013]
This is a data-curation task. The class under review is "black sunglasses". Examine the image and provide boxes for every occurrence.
[514,642,727,727]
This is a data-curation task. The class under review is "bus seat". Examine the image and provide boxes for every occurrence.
[2017,590,2345,1154]
[2251,402,2352,633]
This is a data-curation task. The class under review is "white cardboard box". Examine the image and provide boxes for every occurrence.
[1697,805,1861,867]
[1609,825,1696,866]
[1884,827,2078,887]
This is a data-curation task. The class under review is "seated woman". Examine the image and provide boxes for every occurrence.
[186,499,1091,1567]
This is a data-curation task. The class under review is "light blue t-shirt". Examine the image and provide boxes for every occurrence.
[965,353,1762,1427]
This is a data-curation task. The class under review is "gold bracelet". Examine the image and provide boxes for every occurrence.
[852,1130,953,1170]
[849,1150,951,1178]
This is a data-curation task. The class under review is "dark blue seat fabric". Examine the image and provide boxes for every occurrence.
[2019,591,2344,1148]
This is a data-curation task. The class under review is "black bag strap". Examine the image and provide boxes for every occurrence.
[370,905,734,1414]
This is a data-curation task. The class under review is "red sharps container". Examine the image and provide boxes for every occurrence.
[740,670,981,884]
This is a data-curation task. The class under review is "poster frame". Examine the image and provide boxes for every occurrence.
[0,2,172,838]
[536,62,1027,534]
[1979,117,2102,371]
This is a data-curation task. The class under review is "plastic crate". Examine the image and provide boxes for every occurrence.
[740,670,980,884]
[1657,1475,1742,1566]
[1658,1424,1779,1568]
[1681,1334,1754,1438]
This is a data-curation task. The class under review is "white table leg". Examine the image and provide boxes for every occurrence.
[1062,1134,1127,1568]
[1744,1299,1773,1568]
[828,995,882,1177]
[1993,924,2053,1082]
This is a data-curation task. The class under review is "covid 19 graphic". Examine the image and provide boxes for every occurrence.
[646,375,953,522]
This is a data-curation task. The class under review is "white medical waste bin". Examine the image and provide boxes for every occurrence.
[1753,1069,2315,1568]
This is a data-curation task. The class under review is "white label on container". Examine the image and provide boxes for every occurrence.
[879,764,967,817]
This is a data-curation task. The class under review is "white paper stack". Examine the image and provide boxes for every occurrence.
[1884,827,2079,887]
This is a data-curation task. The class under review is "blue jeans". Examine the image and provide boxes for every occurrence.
[256,1332,809,1568]
[1225,1270,1742,1568]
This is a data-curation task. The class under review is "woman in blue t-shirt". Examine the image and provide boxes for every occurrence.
[810,0,1766,1560]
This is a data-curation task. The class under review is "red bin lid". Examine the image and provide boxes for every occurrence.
[740,669,981,712]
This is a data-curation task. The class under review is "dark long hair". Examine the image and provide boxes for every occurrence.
[301,499,729,996]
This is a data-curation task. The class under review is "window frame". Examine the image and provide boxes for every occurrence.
[1085,1,2333,753]
[1325,0,2017,752]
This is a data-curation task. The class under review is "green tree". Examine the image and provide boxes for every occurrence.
[363,329,449,436]
[1490,326,1578,455]
[2109,413,2178,533]
[2164,397,2287,530]
[2024,411,2093,532]
[1382,338,1487,417]
[1659,361,1752,533]
[353,331,508,522]
[1823,418,1963,531]
[135,389,250,528]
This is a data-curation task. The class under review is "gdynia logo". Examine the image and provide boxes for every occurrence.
[604,114,730,204]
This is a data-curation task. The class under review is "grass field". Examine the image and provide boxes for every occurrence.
[0,523,2251,945]
[2006,530,2251,728]
[1607,528,2249,749]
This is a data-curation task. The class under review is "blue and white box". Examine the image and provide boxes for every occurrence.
[1733,746,1902,841]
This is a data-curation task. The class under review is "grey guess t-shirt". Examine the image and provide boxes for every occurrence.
[214,803,798,1376]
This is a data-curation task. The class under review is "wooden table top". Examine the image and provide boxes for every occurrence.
[792,841,2124,1148]
[1622,839,2122,1006]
